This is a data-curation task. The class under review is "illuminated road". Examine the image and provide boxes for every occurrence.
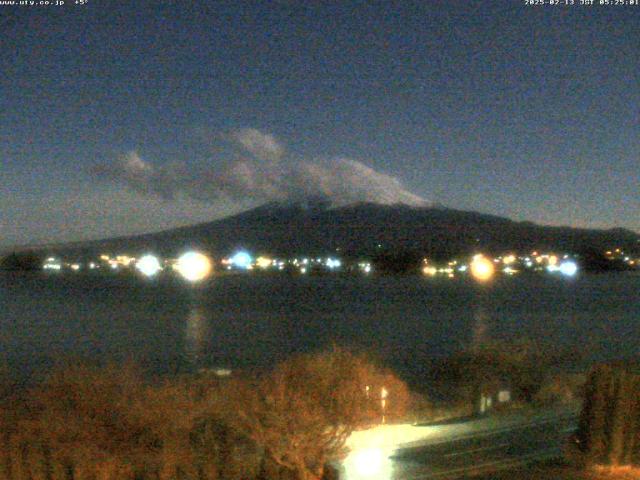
[341,406,579,479]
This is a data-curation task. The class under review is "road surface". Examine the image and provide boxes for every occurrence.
[341,406,579,479]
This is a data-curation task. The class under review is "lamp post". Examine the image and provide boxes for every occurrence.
[381,387,388,424]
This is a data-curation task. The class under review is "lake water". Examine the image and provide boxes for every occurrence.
[1,272,639,383]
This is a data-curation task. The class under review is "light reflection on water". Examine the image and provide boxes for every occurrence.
[471,305,492,351]
[0,272,639,380]
[185,307,210,367]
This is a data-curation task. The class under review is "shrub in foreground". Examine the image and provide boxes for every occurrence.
[0,348,412,480]
[576,363,640,467]
[228,347,411,479]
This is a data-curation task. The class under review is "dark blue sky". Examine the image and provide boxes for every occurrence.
[1,1,638,247]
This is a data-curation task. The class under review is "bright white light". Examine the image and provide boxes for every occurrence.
[364,265,372,273]
[559,261,578,277]
[43,257,62,271]
[176,251,212,282]
[345,448,386,478]
[230,251,252,269]
[137,254,162,277]
[327,258,341,269]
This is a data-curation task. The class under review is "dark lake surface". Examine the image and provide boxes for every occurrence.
[1,272,639,383]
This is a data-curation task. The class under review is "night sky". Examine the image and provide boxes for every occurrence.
[1,1,638,248]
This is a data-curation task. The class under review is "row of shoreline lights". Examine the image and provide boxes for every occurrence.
[137,251,212,282]
[136,250,349,280]
[132,251,581,283]
[463,254,578,282]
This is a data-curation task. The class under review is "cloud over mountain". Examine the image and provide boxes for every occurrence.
[93,129,428,208]
[228,128,284,162]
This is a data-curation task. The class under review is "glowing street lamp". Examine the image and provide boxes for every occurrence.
[423,266,437,276]
[559,260,578,277]
[381,387,388,424]
[326,258,341,269]
[136,254,162,277]
[256,256,272,269]
[470,254,495,282]
[503,254,516,265]
[176,251,212,282]
[230,251,252,269]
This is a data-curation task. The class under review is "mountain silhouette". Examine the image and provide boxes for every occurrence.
[38,202,639,261]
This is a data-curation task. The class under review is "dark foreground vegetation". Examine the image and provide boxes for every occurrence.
[576,362,640,467]
[0,348,412,480]
[423,339,585,416]
[0,341,592,480]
